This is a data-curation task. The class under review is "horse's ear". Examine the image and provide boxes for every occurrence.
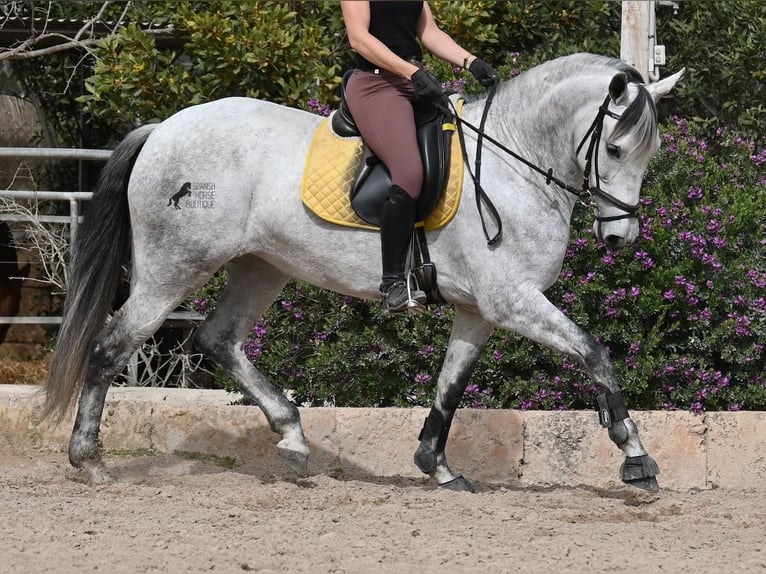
[608,72,631,106]
[645,68,686,103]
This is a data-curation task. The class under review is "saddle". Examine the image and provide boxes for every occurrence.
[331,70,456,226]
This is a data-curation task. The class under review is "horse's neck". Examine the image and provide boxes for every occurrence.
[465,80,594,185]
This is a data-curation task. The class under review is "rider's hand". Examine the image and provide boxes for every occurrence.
[468,58,499,88]
[411,69,444,102]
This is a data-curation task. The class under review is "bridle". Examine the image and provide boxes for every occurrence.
[448,84,642,245]
[575,94,641,223]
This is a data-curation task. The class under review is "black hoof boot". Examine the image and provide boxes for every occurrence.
[621,454,660,492]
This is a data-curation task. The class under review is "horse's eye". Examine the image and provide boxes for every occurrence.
[606,143,621,159]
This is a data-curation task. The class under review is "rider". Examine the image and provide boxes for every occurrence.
[341,0,498,313]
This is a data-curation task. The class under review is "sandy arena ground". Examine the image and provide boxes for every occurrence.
[2,450,764,574]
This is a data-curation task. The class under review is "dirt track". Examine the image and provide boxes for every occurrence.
[2,451,764,574]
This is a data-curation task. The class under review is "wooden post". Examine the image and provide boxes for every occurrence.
[620,1,652,82]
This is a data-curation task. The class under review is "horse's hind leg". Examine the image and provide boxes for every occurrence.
[414,305,494,492]
[69,289,186,482]
[192,255,309,475]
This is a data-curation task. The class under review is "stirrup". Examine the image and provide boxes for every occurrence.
[405,272,426,315]
[381,277,426,314]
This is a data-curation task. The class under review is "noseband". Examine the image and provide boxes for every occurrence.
[452,85,643,244]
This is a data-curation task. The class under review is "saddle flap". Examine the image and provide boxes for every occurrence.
[350,103,455,226]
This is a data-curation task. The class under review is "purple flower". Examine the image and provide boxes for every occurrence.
[414,372,432,385]
[193,297,208,314]
[735,315,751,337]
[663,290,676,301]
[579,271,597,285]
[307,98,331,117]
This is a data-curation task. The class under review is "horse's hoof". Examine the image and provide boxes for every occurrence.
[439,475,476,493]
[277,441,309,477]
[624,476,660,493]
[65,461,113,485]
[620,454,660,492]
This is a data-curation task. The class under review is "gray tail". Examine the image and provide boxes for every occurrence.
[44,124,156,422]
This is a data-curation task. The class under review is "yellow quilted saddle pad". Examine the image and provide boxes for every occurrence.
[301,108,464,231]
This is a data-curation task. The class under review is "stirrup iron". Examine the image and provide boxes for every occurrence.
[406,272,426,314]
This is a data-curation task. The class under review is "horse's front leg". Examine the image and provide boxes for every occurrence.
[414,305,494,492]
[483,288,659,492]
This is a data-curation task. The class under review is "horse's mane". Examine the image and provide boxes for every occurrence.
[488,53,659,158]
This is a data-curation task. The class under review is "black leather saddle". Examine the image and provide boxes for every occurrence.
[331,70,455,226]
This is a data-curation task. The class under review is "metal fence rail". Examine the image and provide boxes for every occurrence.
[0,190,93,244]
[1,147,110,327]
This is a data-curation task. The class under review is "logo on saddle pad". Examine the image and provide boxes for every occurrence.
[167,181,217,210]
[301,111,464,231]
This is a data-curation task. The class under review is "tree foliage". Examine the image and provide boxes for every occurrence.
[658,0,765,141]
[78,1,345,125]
[3,1,763,140]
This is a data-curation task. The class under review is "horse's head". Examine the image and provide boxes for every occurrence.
[579,67,684,251]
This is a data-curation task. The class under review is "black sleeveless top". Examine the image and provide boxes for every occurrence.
[356,1,424,71]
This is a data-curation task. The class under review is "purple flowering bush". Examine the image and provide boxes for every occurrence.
[193,116,764,412]
[196,281,453,407]
[521,117,765,412]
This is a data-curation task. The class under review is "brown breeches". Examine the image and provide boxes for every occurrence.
[344,68,423,199]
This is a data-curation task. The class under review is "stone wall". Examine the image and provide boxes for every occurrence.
[1,385,763,491]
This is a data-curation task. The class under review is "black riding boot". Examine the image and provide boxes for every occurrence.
[379,185,426,313]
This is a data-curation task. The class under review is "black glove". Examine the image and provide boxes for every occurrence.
[411,69,444,102]
[468,58,498,88]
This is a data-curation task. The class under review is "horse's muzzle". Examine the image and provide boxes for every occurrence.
[593,215,640,251]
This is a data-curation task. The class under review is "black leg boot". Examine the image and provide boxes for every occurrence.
[379,185,426,313]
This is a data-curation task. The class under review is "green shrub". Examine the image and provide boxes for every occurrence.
[658,0,766,142]
[78,1,345,124]
[542,118,765,412]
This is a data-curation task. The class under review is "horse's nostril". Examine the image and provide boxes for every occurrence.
[604,235,624,251]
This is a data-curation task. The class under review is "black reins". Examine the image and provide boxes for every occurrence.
[446,85,641,245]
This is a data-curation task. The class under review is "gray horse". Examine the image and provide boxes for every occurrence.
[45,54,683,492]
